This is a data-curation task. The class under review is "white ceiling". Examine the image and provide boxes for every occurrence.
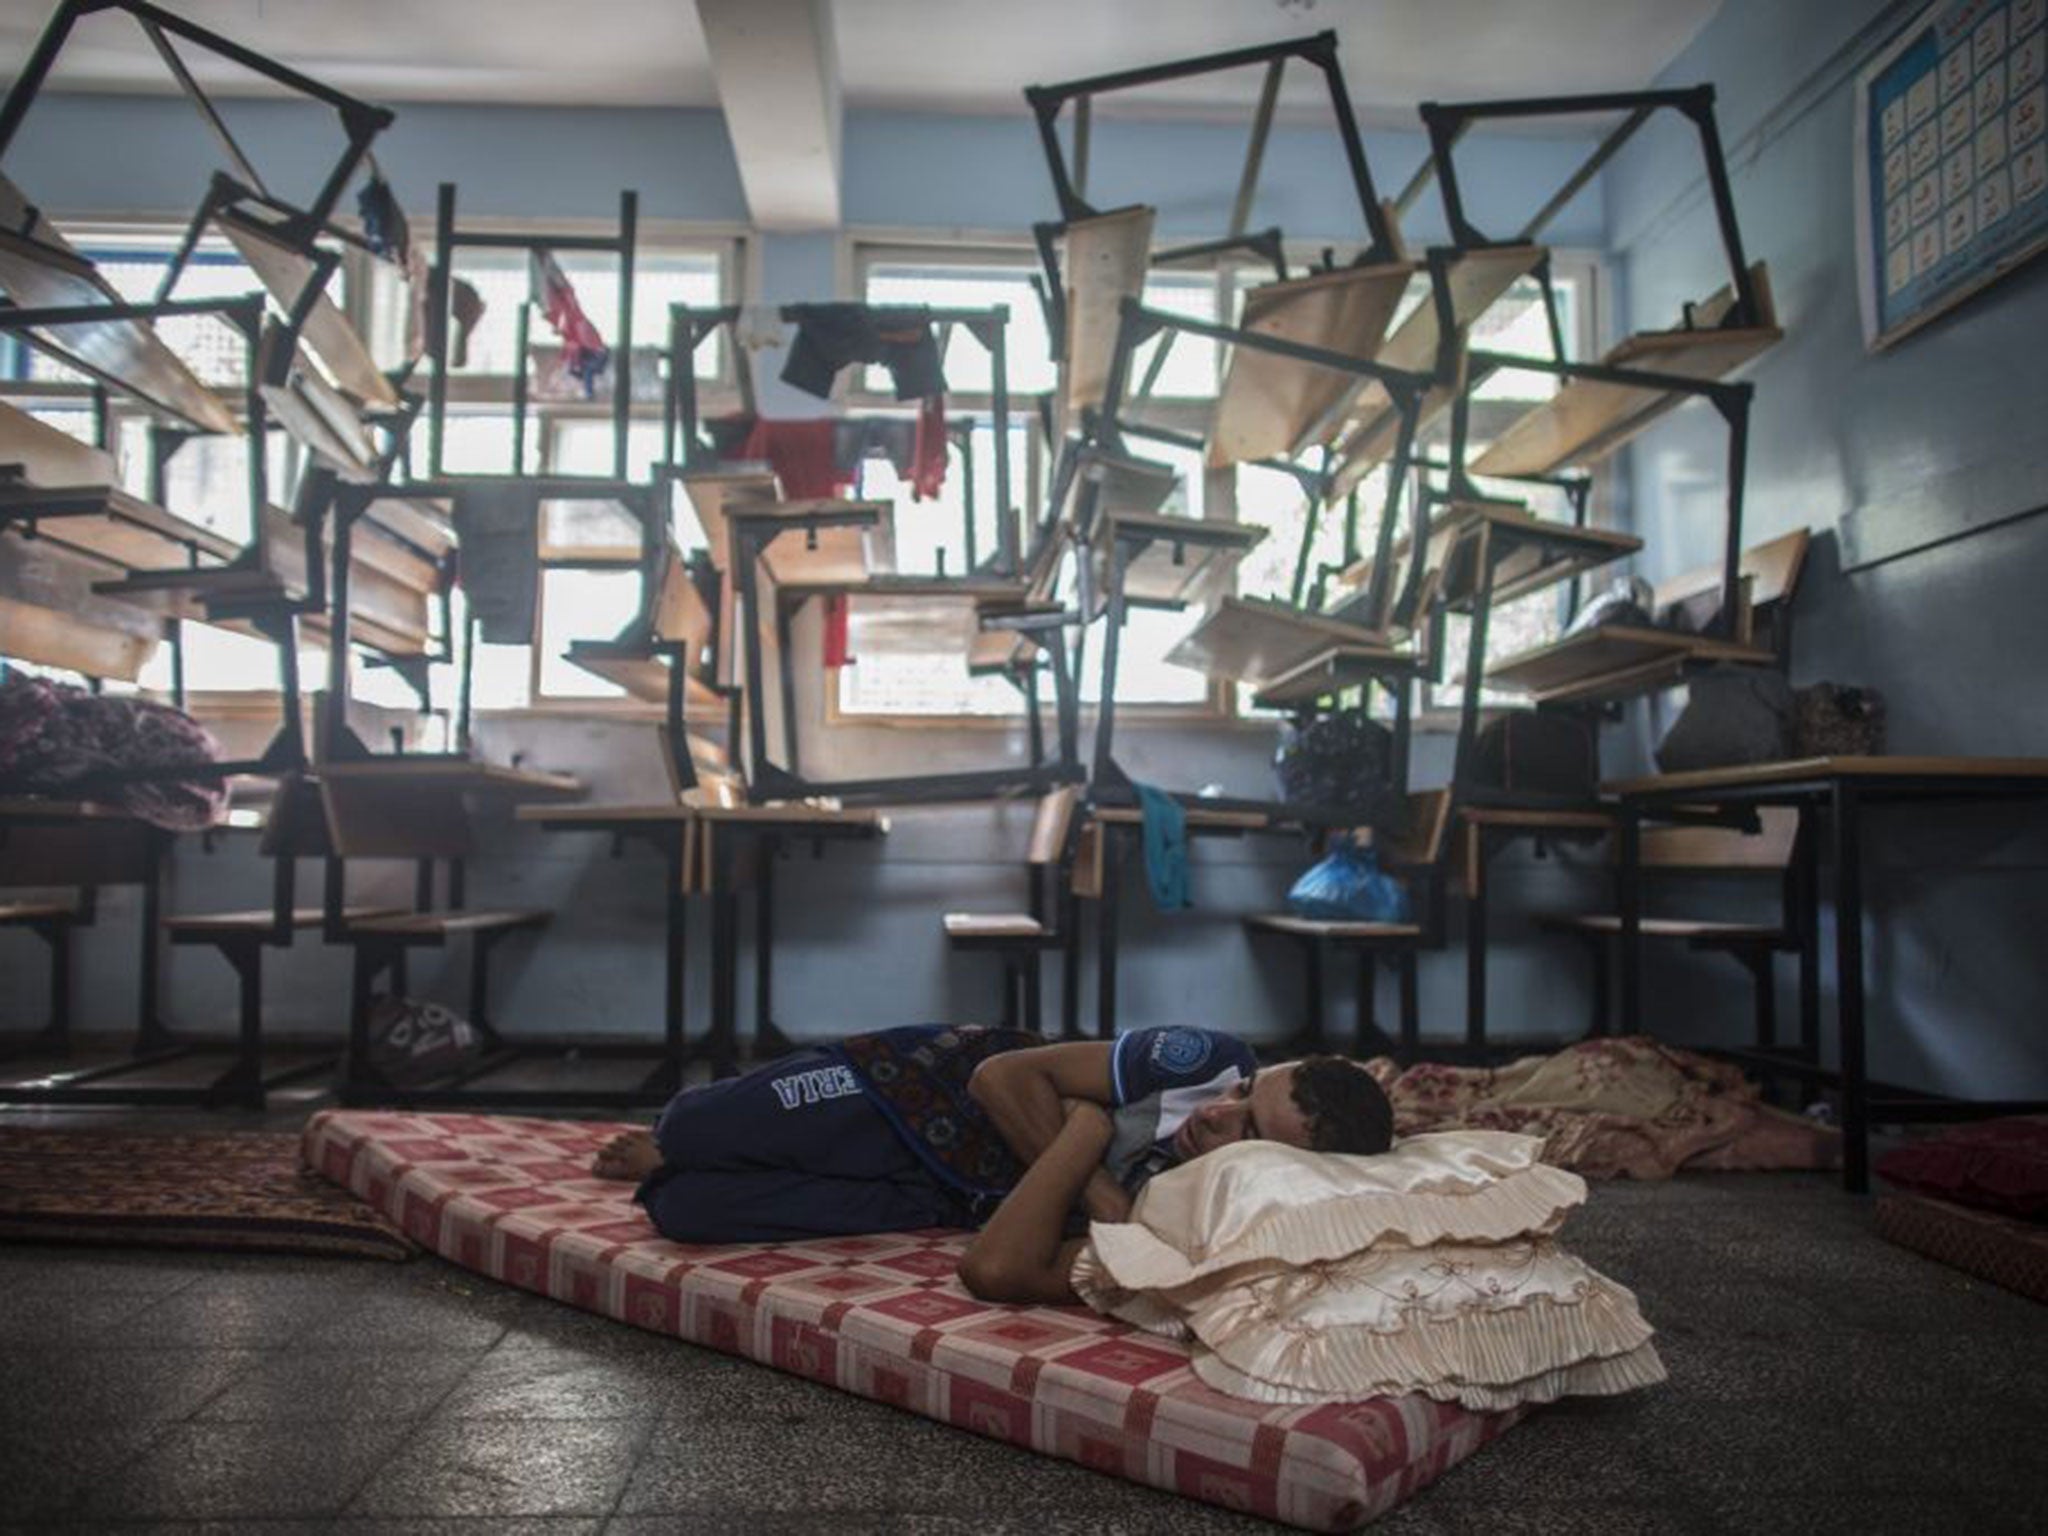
[0,0,1721,123]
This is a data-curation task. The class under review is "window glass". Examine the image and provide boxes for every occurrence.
[536,567,641,698]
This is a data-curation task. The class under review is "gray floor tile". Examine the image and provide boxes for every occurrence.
[347,1417,653,1519]
[0,1286,171,1342]
[0,1247,210,1295]
[428,1344,681,1420]
[0,1346,266,1422]
[297,1285,515,1352]
[79,1418,416,1520]
[0,1419,167,1520]
[120,1271,374,1349]
[192,1347,486,1422]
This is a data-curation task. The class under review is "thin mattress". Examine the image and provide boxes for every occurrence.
[304,1109,1523,1531]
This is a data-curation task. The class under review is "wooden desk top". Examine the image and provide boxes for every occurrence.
[1092,805,1272,831]
[1605,756,2048,797]
[516,802,693,826]
[696,804,890,833]
[320,760,586,800]
[1462,806,1615,831]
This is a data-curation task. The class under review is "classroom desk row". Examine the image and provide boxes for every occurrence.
[9,755,2048,1190]
[516,801,888,1081]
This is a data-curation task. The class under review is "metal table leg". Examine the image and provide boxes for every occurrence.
[708,828,739,1078]
[754,831,793,1059]
[1833,781,1868,1193]
[1465,826,1491,1052]
[1096,824,1122,1039]
[1619,804,1643,1034]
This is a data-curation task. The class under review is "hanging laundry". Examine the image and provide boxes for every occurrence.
[451,487,540,644]
[830,414,952,502]
[709,415,852,500]
[530,249,611,399]
[822,594,853,669]
[448,278,485,368]
[781,304,944,401]
[910,392,949,502]
[356,174,410,263]
[1132,782,1192,911]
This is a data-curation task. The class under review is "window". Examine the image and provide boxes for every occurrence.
[836,239,1255,722]
[422,226,740,711]
[0,213,737,710]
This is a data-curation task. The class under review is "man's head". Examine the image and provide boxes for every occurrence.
[1170,1056,1395,1161]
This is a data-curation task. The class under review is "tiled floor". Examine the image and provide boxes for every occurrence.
[1,1106,2044,1533]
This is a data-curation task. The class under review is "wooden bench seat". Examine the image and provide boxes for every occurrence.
[0,899,78,924]
[1541,914,1792,943]
[345,909,552,943]
[942,788,1079,1029]
[942,913,1050,941]
[1245,913,1423,940]
[1243,789,1453,1059]
[166,905,397,938]
[1551,806,1807,1047]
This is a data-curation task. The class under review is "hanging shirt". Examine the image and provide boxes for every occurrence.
[1103,1026,1259,1198]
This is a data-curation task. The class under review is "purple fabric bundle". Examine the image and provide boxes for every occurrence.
[0,671,226,829]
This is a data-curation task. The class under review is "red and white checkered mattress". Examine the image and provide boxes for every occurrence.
[304,1109,1523,1531]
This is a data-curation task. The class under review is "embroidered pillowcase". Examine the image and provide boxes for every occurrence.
[1073,1131,1665,1410]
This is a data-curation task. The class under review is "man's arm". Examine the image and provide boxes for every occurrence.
[968,1042,1132,1223]
[958,1100,1109,1305]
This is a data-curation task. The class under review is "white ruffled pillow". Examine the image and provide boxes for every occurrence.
[1071,1131,1665,1410]
[1087,1131,1587,1292]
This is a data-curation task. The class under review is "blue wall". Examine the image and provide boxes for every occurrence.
[1605,0,2048,1096]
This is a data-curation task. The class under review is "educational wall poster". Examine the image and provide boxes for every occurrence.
[1855,0,2048,349]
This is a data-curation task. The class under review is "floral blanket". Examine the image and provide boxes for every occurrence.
[1364,1037,1839,1180]
[0,670,224,829]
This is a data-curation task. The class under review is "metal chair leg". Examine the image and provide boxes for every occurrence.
[1022,950,1043,1036]
[1398,951,1420,1064]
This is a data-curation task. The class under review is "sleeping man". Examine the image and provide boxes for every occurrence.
[592,1024,1395,1296]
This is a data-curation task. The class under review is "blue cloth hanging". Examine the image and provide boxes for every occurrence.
[1132,782,1190,911]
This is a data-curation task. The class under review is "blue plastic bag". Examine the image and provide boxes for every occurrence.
[1286,842,1412,923]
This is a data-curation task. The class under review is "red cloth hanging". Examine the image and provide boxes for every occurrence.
[909,393,949,502]
[737,418,852,500]
[822,594,853,669]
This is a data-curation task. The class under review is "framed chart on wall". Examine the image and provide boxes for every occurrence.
[1855,0,2048,350]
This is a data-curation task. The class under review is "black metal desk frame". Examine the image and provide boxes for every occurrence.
[1615,766,2048,1193]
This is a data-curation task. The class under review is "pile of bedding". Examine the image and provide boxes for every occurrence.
[1364,1037,1839,1180]
[1074,1130,1665,1410]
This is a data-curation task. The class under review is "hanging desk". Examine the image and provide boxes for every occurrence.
[1208,259,1416,468]
[1471,270,1781,479]
[213,202,400,410]
[0,176,238,436]
[1330,244,1547,495]
[1165,595,1400,688]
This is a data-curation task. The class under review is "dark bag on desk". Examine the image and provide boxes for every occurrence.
[1655,667,1794,772]
[1472,712,1598,798]
[1273,708,1400,828]
[1792,683,1886,757]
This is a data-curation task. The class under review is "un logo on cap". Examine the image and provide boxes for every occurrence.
[1153,1028,1211,1073]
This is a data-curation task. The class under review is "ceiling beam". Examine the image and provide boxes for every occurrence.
[696,0,842,231]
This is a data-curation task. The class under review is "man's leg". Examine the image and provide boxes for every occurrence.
[639,1165,963,1245]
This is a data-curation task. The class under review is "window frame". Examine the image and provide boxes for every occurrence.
[0,209,745,712]
[832,229,1294,730]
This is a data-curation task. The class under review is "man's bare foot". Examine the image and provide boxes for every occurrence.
[591,1129,662,1181]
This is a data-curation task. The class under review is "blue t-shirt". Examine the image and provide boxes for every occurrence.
[1105,1027,1259,1194]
